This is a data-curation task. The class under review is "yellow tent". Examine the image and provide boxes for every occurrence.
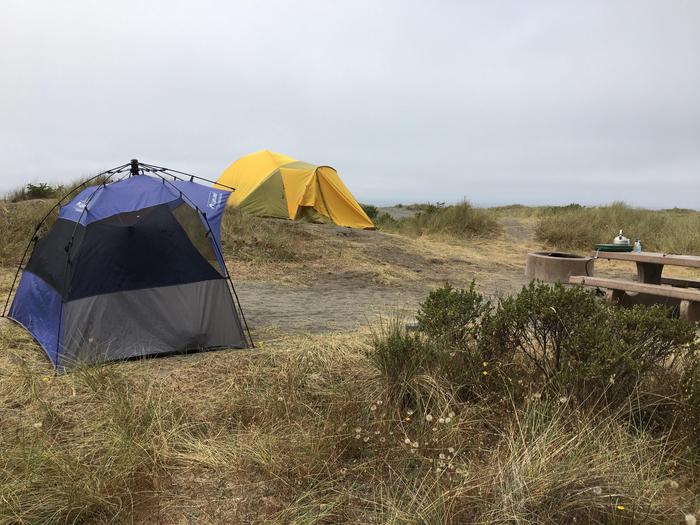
[216,150,374,229]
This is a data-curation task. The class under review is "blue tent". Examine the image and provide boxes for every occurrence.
[6,161,251,370]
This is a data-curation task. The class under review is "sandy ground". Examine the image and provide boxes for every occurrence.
[233,218,536,336]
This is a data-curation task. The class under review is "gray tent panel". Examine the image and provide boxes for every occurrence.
[59,279,245,368]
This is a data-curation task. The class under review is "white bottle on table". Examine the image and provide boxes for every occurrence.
[634,239,642,252]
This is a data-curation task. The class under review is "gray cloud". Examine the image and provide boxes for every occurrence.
[1,0,698,208]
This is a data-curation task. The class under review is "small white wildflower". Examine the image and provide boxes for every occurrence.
[374,430,380,435]
[558,396,568,404]
[380,437,385,443]
[355,427,362,433]
[448,411,455,418]
[444,417,452,424]
[438,417,445,424]
[448,447,455,453]
[340,468,347,475]
[370,404,377,411]
[33,422,42,429]
[277,396,284,401]
[407,409,414,416]
[666,479,679,489]
[363,436,370,443]
[432,427,437,432]
[532,392,542,400]
[425,414,433,422]
[377,400,383,405]
[389,431,394,435]
[439,453,446,460]
[411,441,419,448]
[355,434,361,439]
[685,514,697,525]
[592,486,602,495]
[404,437,411,445]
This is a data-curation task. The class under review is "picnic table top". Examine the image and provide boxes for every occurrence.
[591,251,700,268]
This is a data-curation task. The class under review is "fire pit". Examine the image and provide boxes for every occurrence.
[525,252,594,284]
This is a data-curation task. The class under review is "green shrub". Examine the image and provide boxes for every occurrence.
[360,203,379,221]
[483,282,697,405]
[7,182,58,202]
[374,212,398,229]
[376,284,508,404]
[417,282,491,345]
[25,182,56,199]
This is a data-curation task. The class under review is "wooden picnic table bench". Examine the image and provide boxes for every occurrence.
[590,251,700,284]
[569,251,700,323]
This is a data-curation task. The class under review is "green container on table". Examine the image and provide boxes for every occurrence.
[594,243,634,252]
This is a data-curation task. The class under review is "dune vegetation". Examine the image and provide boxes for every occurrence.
[376,201,501,240]
[0,282,698,523]
[532,202,700,255]
[0,184,698,523]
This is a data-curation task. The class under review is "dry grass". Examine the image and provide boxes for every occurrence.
[535,202,700,254]
[1,189,698,523]
[0,200,56,267]
[378,202,500,241]
[0,321,697,524]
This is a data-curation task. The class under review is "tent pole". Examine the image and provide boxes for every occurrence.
[139,162,236,191]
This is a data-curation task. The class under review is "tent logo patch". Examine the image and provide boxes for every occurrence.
[74,200,87,212]
[207,192,224,210]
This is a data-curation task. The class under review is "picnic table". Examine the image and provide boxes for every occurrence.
[568,251,700,323]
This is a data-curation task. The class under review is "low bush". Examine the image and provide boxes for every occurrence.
[484,282,697,406]
[6,182,58,202]
[360,203,379,221]
[416,282,491,345]
[373,281,697,421]
[25,182,57,200]
[378,201,500,240]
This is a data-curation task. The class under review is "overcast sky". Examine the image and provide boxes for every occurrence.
[1,1,698,208]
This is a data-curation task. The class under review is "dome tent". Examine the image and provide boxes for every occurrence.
[4,160,252,371]
[216,150,374,229]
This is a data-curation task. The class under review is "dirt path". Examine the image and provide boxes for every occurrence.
[235,220,536,335]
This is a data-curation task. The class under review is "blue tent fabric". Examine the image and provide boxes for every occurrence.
[9,271,63,364]
[59,177,230,228]
[9,173,248,370]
